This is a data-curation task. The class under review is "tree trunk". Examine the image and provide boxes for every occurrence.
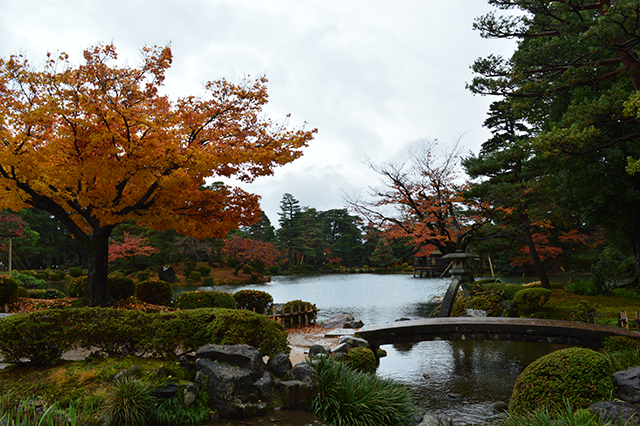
[521,213,551,289]
[86,226,115,306]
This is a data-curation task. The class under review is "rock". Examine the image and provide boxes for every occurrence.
[113,365,142,382]
[343,320,364,329]
[395,317,411,322]
[196,358,256,418]
[151,381,178,399]
[196,344,265,381]
[277,380,313,410]
[590,401,640,426]
[613,366,640,403]
[254,370,275,400]
[337,335,370,349]
[308,344,328,360]
[465,308,487,317]
[322,314,355,329]
[446,392,463,401]
[489,401,509,413]
[183,383,198,406]
[267,353,292,379]
[417,413,454,426]
[158,265,176,283]
[287,362,319,390]
[331,343,350,354]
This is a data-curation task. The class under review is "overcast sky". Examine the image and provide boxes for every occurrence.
[1,1,516,227]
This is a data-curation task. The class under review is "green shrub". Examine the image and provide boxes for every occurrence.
[16,286,29,298]
[135,280,173,306]
[107,275,136,300]
[591,246,635,294]
[68,276,87,297]
[34,272,48,281]
[309,356,419,426]
[13,273,45,289]
[513,288,552,316]
[343,347,377,373]
[208,308,289,357]
[102,376,155,426]
[283,299,314,313]
[481,282,522,300]
[602,336,640,353]
[565,279,598,296]
[0,275,19,305]
[48,271,64,281]
[150,309,219,358]
[174,290,235,310]
[233,289,273,313]
[69,267,84,277]
[611,288,640,299]
[27,288,46,298]
[41,288,66,299]
[465,289,505,316]
[136,271,150,282]
[509,347,614,415]
[203,276,214,286]
[197,265,212,276]
[570,300,599,323]
[188,271,202,282]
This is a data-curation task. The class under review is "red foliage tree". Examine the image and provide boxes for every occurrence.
[223,236,281,275]
[108,232,160,263]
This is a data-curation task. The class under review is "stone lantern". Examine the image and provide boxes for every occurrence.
[437,250,478,317]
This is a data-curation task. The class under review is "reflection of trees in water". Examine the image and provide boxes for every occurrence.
[393,342,417,353]
[401,300,441,318]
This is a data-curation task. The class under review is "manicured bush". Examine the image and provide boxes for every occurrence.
[34,272,48,280]
[481,282,523,301]
[283,299,314,313]
[197,265,212,276]
[513,288,552,316]
[188,271,202,282]
[203,276,214,286]
[174,290,235,310]
[233,289,273,313]
[0,275,19,305]
[207,308,289,357]
[48,271,65,281]
[68,276,87,297]
[16,286,29,298]
[69,267,84,277]
[13,273,45,289]
[135,280,173,306]
[136,271,150,282]
[150,308,219,358]
[108,275,136,300]
[41,288,66,299]
[309,355,419,426]
[27,288,46,298]
[509,347,614,415]
[343,347,377,373]
[602,336,640,353]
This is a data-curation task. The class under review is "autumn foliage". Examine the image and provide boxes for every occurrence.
[0,44,315,305]
[223,236,281,275]
[108,233,159,262]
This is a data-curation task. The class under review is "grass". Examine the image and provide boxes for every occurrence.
[496,400,617,426]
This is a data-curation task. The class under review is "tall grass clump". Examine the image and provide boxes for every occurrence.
[501,400,612,426]
[308,356,419,426]
[101,376,155,426]
[0,399,77,426]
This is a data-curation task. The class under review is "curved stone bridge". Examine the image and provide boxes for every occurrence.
[354,317,640,354]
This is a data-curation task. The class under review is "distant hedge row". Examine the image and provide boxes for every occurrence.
[0,307,289,365]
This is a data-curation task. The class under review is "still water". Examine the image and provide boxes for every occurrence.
[197,274,567,424]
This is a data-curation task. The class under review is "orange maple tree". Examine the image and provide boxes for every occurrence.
[348,141,486,257]
[108,232,159,263]
[0,44,315,305]
[223,236,281,275]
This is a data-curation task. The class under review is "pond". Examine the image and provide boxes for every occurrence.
[191,273,567,424]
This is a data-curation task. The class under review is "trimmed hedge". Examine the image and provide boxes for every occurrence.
[509,347,613,414]
[107,275,136,300]
[174,290,236,310]
[69,267,84,277]
[135,280,173,306]
[233,289,273,313]
[208,308,289,357]
[513,288,552,316]
[68,276,87,297]
[0,307,290,364]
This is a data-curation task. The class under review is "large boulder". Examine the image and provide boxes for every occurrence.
[266,352,292,379]
[613,366,640,403]
[322,314,355,329]
[590,401,640,426]
[196,344,265,381]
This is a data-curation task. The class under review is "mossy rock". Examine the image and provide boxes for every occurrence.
[509,347,614,415]
[343,347,377,374]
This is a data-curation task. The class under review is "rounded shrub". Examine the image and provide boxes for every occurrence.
[16,286,29,298]
[209,290,236,309]
[135,279,173,306]
[136,270,150,282]
[0,275,19,305]
[69,267,84,277]
[509,347,614,414]
[203,276,214,286]
[198,265,212,276]
[513,288,552,316]
[13,273,46,289]
[208,308,290,357]
[48,271,64,281]
[107,275,136,300]
[28,288,46,299]
[189,270,202,282]
[34,272,48,281]
[175,290,235,310]
[234,289,273,313]
[343,347,377,373]
[41,288,66,299]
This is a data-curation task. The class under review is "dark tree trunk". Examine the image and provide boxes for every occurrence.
[521,213,551,290]
[86,226,116,306]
